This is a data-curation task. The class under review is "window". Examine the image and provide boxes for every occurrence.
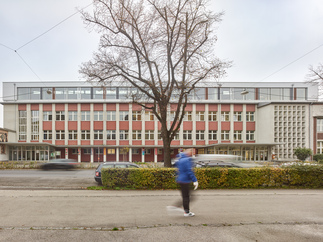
[196,111,205,121]
[208,88,218,100]
[69,130,78,140]
[234,131,242,140]
[81,130,91,140]
[194,88,205,100]
[259,88,269,100]
[94,111,103,121]
[132,111,142,121]
[67,88,78,99]
[120,130,129,140]
[107,130,116,140]
[106,88,117,99]
[56,130,65,140]
[43,111,52,121]
[132,148,140,154]
[42,88,53,100]
[68,111,78,121]
[107,111,116,121]
[317,119,323,132]
[95,148,104,154]
[56,111,65,121]
[72,149,78,154]
[184,111,192,121]
[107,149,115,154]
[132,130,142,140]
[183,130,192,140]
[120,111,129,121]
[81,111,90,121]
[221,130,230,140]
[158,131,162,140]
[43,130,52,140]
[196,130,205,140]
[31,111,39,140]
[80,88,91,99]
[83,148,91,154]
[145,130,154,140]
[221,111,230,121]
[246,131,255,141]
[94,130,103,140]
[208,130,217,140]
[93,88,103,99]
[208,111,217,121]
[296,88,306,100]
[233,112,242,121]
[317,141,323,154]
[19,111,27,140]
[173,131,179,140]
[145,111,154,121]
[220,88,231,100]
[246,112,255,121]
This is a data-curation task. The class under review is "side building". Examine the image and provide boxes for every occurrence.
[1,81,323,162]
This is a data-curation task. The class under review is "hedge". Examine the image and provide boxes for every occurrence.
[101,166,323,189]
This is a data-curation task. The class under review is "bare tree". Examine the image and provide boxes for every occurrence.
[306,63,323,83]
[80,0,230,167]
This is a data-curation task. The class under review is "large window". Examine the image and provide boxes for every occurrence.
[80,88,91,99]
[296,88,306,100]
[67,88,78,99]
[208,130,217,140]
[145,130,154,140]
[94,111,103,121]
[56,130,65,140]
[259,88,270,100]
[19,111,27,140]
[81,111,91,121]
[106,88,117,99]
[221,111,230,121]
[196,130,205,140]
[107,130,116,140]
[81,130,91,140]
[132,111,142,121]
[107,111,116,121]
[43,111,52,121]
[194,88,205,100]
[196,111,205,121]
[208,111,217,121]
[246,131,255,141]
[133,130,142,140]
[317,141,323,154]
[145,111,155,121]
[56,111,65,121]
[208,88,218,100]
[69,130,78,140]
[55,88,66,100]
[43,130,52,140]
[233,130,242,141]
[17,87,41,100]
[221,130,230,140]
[120,111,129,121]
[94,130,103,140]
[68,111,78,121]
[184,111,192,121]
[183,130,192,140]
[233,112,242,121]
[31,111,39,140]
[220,88,231,100]
[246,112,255,121]
[120,130,129,140]
[317,119,323,132]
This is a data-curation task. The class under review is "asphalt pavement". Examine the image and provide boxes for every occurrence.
[0,189,322,242]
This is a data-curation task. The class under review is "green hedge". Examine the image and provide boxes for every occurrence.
[101,166,323,189]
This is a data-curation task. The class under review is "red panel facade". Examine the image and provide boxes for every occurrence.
[221,122,230,130]
[18,104,26,111]
[81,121,90,130]
[132,121,142,130]
[246,122,255,130]
[145,121,154,130]
[246,104,256,112]
[119,104,129,111]
[31,104,39,110]
[234,104,243,111]
[234,122,243,130]
[93,103,103,111]
[119,121,129,130]
[196,121,205,130]
[81,103,90,111]
[183,122,193,130]
[221,104,230,111]
[208,104,218,111]
[93,121,103,130]
[43,121,52,130]
[68,121,77,130]
[209,122,218,130]
[55,121,65,130]
[106,104,116,111]
[106,121,116,130]
[196,104,205,111]
[55,103,65,111]
[68,104,77,111]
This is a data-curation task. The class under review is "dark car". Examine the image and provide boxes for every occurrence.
[40,159,78,170]
[94,162,140,184]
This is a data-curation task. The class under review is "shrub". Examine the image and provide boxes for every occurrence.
[294,147,312,161]
[101,166,323,189]
[313,154,323,162]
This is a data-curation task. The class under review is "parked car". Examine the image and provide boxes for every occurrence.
[94,162,140,184]
[40,159,78,170]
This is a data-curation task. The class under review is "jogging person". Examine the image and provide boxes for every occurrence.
[167,148,198,217]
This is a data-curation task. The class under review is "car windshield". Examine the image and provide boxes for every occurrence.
[102,164,114,168]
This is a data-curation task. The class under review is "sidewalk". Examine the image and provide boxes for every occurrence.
[0,189,322,242]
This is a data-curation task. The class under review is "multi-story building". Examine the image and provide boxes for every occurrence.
[1,81,322,162]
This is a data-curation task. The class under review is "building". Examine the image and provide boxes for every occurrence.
[1,81,323,162]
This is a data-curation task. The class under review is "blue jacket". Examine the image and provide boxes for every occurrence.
[175,153,197,183]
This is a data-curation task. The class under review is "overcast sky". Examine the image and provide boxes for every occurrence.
[0,0,323,127]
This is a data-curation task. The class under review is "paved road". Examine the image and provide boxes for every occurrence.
[0,189,322,242]
[0,169,96,190]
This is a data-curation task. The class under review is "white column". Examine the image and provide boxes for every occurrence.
[154,148,158,163]
[129,148,132,162]
[91,147,94,163]
[142,148,145,163]
[116,147,120,162]
[78,148,81,163]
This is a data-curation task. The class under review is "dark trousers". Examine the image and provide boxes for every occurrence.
[174,183,192,213]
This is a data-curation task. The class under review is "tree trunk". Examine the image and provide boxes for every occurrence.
[163,136,172,167]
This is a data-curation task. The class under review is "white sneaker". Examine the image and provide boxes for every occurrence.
[184,212,195,217]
